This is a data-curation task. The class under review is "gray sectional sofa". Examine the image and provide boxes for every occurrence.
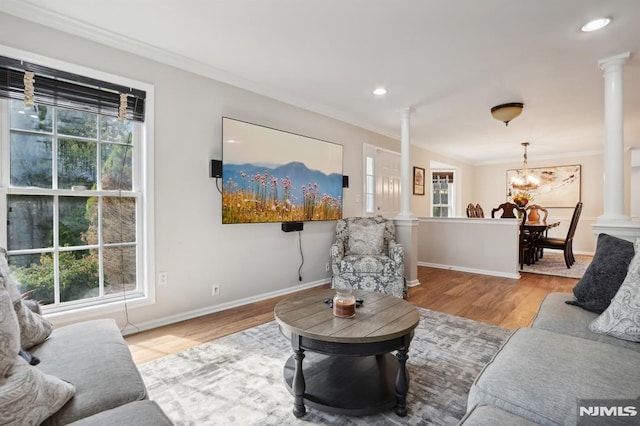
[38,317,173,425]
[1,247,172,425]
[460,293,640,425]
[460,234,640,425]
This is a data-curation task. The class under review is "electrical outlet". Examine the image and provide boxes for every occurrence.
[159,271,168,286]
[325,263,330,272]
[212,283,221,296]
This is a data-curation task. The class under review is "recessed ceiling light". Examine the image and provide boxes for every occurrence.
[581,17,611,32]
[373,87,387,96]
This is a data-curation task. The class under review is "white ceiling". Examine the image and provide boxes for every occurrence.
[2,0,640,165]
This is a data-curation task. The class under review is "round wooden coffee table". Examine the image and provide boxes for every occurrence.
[274,288,420,418]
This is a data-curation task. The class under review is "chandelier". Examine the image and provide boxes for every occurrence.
[511,142,539,191]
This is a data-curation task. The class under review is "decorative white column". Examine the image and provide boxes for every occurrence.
[593,52,640,243]
[631,148,640,220]
[394,107,420,288]
[598,52,629,222]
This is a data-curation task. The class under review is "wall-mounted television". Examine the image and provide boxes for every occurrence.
[221,117,344,224]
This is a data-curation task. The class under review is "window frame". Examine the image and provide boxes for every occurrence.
[0,46,155,324]
[431,169,456,218]
[364,154,375,214]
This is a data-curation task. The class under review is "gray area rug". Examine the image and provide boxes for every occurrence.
[521,251,592,279]
[139,308,511,425]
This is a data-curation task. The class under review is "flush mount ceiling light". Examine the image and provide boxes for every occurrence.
[491,102,524,126]
[373,87,387,96]
[581,17,612,32]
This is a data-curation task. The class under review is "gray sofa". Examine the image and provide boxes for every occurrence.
[459,292,640,425]
[6,300,172,425]
[35,316,172,425]
[1,244,172,425]
[0,286,172,426]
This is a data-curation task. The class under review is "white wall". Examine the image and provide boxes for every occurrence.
[0,13,469,331]
[417,218,520,278]
[0,13,403,329]
[409,145,475,217]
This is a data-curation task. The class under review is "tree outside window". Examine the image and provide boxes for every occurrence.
[5,100,139,307]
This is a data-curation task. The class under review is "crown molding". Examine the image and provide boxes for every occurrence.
[0,1,397,143]
[475,149,604,166]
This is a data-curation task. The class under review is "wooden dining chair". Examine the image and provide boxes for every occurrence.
[534,202,583,268]
[466,203,477,217]
[491,202,519,218]
[526,204,549,260]
[526,204,548,223]
[475,204,485,218]
[491,203,530,268]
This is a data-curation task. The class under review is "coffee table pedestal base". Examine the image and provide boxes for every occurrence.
[283,352,405,417]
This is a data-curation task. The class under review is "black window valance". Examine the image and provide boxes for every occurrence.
[0,55,146,122]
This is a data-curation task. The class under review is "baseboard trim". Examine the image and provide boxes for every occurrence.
[406,279,421,287]
[121,279,328,336]
[418,262,520,280]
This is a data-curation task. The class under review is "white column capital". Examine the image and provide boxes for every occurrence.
[598,52,630,71]
[399,107,415,118]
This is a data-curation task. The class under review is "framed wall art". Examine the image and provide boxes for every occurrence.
[506,164,581,208]
[413,166,425,195]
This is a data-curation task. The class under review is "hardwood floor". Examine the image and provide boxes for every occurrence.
[125,267,577,364]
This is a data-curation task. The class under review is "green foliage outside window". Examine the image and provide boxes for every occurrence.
[6,101,136,306]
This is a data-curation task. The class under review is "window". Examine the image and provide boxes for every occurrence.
[0,51,153,317]
[364,155,375,213]
[432,171,454,217]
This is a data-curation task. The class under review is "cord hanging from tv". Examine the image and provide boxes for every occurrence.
[221,117,344,224]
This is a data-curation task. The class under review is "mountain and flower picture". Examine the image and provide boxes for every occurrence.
[221,117,344,224]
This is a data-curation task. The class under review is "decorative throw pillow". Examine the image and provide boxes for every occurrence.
[13,299,53,350]
[589,238,640,342]
[566,233,635,313]
[346,222,385,255]
[0,249,21,301]
[0,251,52,349]
[0,356,76,426]
[0,277,21,377]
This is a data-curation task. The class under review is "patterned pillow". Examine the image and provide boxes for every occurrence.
[0,277,21,377]
[0,249,22,301]
[0,251,52,349]
[589,238,640,342]
[14,299,53,350]
[346,222,385,255]
[0,356,76,425]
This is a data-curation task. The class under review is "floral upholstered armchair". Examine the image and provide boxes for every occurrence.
[330,216,406,298]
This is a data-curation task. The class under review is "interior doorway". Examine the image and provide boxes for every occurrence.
[363,144,401,218]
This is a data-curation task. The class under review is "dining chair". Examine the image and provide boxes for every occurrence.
[475,204,485,218]
[466,203,477,217]
[491,202,520,218]
[491,203,530,268]
[534,202,583,268]
[526,204,549,261]
[526,204,548,223]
